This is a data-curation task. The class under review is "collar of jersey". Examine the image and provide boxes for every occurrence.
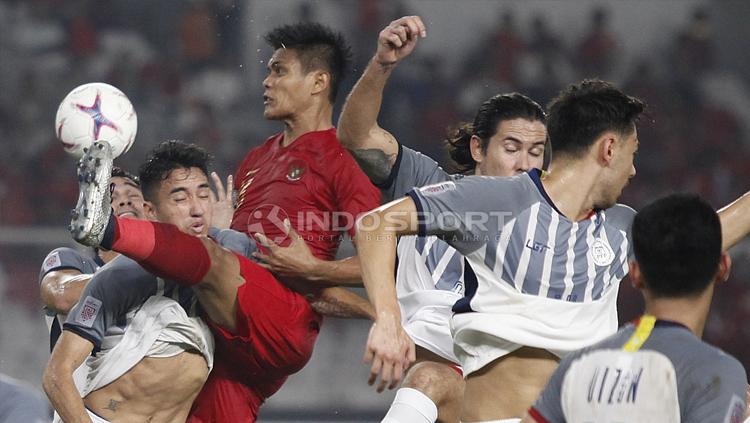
[527,168,599,221]
[632,315,691,332]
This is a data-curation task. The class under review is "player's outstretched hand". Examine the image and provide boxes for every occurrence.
[364,316,415,392]
[210,172,234,229]
[375,15,427,66]
[253,219,318,279]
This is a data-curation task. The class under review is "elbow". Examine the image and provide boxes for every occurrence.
[42,293,76,315]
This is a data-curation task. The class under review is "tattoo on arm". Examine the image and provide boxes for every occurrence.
[105,399,120,412]
[350,148,396,185]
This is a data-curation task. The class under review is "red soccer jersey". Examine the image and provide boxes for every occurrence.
[231,128,381,260]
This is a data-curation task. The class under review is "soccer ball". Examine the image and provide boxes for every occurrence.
[55,83,137,159]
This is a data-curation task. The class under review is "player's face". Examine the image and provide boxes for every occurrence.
[474,118,546,177]
[110,176,145,219]
[262,49,315,121]
[598,127,639,209]
[148,167,213,237]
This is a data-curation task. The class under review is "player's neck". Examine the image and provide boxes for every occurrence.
[643,288,713,338]
[542,159,602,221]
[281,103,333,147]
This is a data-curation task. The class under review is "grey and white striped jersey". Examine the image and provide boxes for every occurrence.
[378,145,465,361]
[407,171,636,373]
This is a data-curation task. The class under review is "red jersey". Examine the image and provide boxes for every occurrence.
[231,128,381,260]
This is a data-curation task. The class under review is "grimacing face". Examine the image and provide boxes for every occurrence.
[262,48,317,121]
[474,118,547,177]
[110,176,145,219]
[148,167,213,237]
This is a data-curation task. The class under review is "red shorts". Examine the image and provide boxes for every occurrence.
[188,254,322,422]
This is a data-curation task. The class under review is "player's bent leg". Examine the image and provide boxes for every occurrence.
[461,347,558,421]
[383,346,465,423]
[403,361,464,423]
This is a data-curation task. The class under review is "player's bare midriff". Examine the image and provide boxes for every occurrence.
[462,346,560,420]
[84,350,208,422]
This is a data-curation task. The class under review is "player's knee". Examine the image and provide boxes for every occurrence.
[403,361,464,404]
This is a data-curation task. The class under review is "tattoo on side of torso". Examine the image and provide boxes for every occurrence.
[350,148,396,185]
[105,399,120,412]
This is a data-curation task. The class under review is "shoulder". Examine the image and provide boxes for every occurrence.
[40,246,93,275]
[606,203,637,222]
[238,134,281,166]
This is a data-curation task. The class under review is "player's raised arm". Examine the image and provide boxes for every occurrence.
[717,191,750,251]
[338,16,426,185]
[355,197,420,392]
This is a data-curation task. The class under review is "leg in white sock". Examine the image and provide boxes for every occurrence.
[382,387,439,423]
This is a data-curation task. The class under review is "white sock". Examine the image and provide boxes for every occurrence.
[381,387,438,423]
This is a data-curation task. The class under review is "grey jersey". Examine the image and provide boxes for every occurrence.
[532,319,748,423]
[64,228,258,353]
[379,146,466,360]
[407,170,635,310]
[381,146,466,290]
[0,375,49,423]
[39,247,103,351]
[64,256,197,353]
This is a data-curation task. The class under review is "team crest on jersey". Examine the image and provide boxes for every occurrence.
[43,252,62,272]
[286,159,307,181]
[75,296,102,327]
[421,181,456,195]
[590,238,615,266]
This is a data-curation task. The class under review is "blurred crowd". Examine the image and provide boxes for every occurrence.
[1,0,750,395]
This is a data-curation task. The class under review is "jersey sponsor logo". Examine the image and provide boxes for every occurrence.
[75,296,103,327]
[525,239,550,253]
[590,238,615,266]
[420,181,456,195]
[43,252,62,272]
[724,394,745,423]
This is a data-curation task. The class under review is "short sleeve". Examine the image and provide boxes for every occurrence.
[379,145,451,202]
[63,257,157,352]
[530,354,574,423]
[209,227,259,258]
[39,247,90,282]
[606,204,636,260]
[331,149,383,237]
[682,354,747,423]
[406,175,526,254]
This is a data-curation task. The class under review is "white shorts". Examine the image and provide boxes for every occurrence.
[86,408,111,423]
[402,296,462,364]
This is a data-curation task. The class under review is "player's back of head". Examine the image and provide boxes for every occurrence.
[446,93,546,173]
[138,140,212,202]
[264,22,352,103]
[632,193,722,298]
[546,79,644,159]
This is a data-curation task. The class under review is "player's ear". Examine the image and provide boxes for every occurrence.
[143,201,158,221]
[629,260,644,290]
[716,253,732,285]
[310,70,330,96]
[470,135,484,164]
[597,131,617,166]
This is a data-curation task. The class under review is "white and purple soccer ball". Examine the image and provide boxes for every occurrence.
[55,82,137,159]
